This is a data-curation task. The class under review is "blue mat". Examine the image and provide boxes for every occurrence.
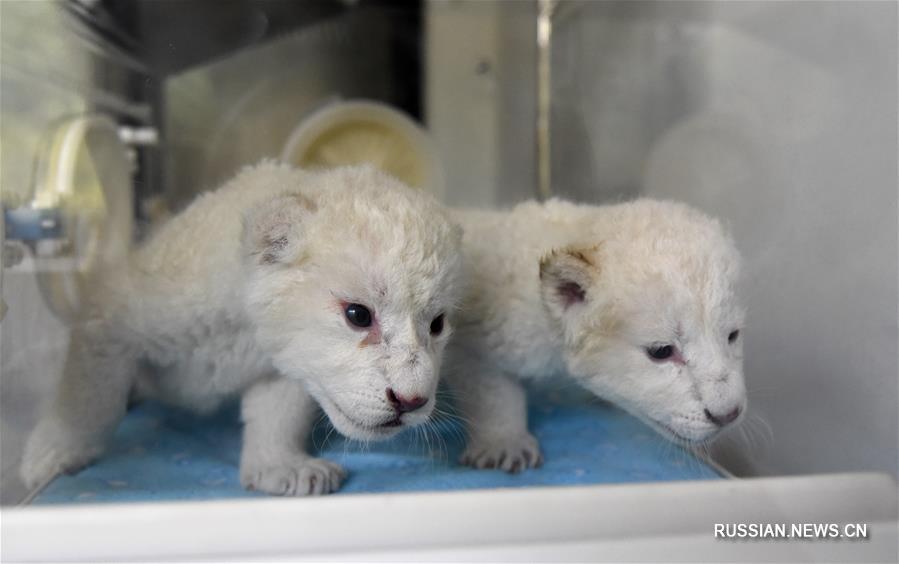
[33,391,720,504]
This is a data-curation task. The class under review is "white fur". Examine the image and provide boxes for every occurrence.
[447,198,746,472]
[21,162,463,495]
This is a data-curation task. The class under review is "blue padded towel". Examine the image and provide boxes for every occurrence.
[33,389,720,504]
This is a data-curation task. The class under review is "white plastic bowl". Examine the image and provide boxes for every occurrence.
[281,100,445,200]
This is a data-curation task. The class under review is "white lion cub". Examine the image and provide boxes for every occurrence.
[22,162,463,495]
[447,199,745,472]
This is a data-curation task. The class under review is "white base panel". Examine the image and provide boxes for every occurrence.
[3,473,896,562]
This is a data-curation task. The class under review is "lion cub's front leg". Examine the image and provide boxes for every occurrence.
[240,376,345,496]
[448,358,543,473]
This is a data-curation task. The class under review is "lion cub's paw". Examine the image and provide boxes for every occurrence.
[240,456,346,496]
[460,433,543,473]
[21,420,103,490]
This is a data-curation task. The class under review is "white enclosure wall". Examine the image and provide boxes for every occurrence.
[430,0,898,479]
[426,0,537,208]
[0,2,119,505]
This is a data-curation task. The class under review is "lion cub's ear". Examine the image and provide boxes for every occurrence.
[539,245,600,319]
[243,193,317,266]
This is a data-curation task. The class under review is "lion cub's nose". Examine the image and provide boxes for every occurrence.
[704,406,741,427]
[386,388,429,413]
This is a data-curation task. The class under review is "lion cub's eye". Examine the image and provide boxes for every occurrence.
[646,344,675,361]
[728,329,740,344]
[344,303,373,328]
[430,313,445,336]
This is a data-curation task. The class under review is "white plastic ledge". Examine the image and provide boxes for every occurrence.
[2,473,897,562]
